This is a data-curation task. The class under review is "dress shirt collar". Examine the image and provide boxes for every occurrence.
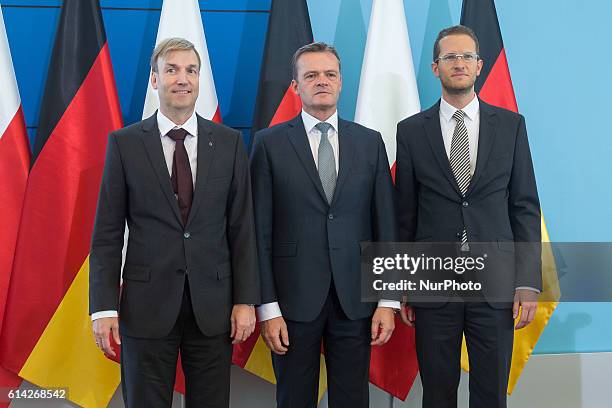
[440,94,479,123]
[301,109,339,134]
[157,109,198,138]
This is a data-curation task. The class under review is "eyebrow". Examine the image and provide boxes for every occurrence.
[163,63,199,69]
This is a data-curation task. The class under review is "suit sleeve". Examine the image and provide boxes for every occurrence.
[509,115,542,290]
[395,122,418,242]
[227,131,261,305]
[249,133,277,304]
[89,133,127,314]
[372,132,397,243]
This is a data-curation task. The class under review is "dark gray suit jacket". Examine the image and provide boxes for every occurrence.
[395,100,541,306]
[250,115,396,322]
[89,113,260,338]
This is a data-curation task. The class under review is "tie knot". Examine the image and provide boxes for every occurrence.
[315,122,332,137]
[452,110,465,123]
[167,128,188,142]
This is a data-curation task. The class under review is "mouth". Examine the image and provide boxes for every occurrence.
[172,90,191,95]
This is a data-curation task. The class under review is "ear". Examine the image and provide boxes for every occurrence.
[476,59,483,77]
[291,79,299,95]
[431,62,440,78]
[151,71,158,90]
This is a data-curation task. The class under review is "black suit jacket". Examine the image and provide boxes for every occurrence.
[250,114,396,322]
[89,113,260,338]
[395,100,541,305]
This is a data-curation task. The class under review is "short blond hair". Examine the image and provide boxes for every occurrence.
[150,37,201,73]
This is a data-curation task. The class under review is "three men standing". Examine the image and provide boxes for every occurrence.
[396,25,541,407]
[89,38,260,407]
[250,42,398,408]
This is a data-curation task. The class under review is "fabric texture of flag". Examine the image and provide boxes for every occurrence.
[0,0,123,406]
[143,0,221,122]
[354,0,421,400]
[459,0,560,394]
[0,4,29,402]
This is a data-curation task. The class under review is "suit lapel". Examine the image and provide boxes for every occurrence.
[139,114,182,225]
[186,115,214,227]
[465,101,497,196]
[286,115,329,204]
[423,103,462,196]
[331,118,356,206]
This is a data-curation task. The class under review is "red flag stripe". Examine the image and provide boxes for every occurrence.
[269,86,303,128]
[478,48,518,113]
[0,44,122,373]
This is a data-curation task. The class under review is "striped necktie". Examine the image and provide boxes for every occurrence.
[449,110,471,249]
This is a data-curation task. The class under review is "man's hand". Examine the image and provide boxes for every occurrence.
[261,316,289,355]
[513,289,538,329]
[371,307,395,346]
[92,317,120,357]
[230,304,256,344]
[399,303,415,326]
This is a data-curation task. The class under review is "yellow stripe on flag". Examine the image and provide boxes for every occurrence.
[460,216,560,394]
[243,334,329,401]
[20,255,120,407]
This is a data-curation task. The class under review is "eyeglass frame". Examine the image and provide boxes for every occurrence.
[434,52,480,64]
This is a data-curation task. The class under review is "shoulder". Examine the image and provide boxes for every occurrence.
[480,100,524,124]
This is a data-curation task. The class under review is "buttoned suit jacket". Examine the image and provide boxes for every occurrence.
[250,114,396,322]
[395,100,541,307]
[89,113,260,338]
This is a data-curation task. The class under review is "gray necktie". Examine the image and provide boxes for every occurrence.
[449,110,471,249]
[316,122,336,204]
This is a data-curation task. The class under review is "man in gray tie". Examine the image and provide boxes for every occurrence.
[250,42,398,408]
[395,25,541,407]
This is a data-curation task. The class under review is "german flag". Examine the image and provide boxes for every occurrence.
[460,0,560,394]
[248,0,313,148]
[0,0,123,406]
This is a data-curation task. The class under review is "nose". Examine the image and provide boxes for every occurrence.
[176,70,188,84]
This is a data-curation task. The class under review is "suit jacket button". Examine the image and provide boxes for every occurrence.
[184,231,191,239]
[462,201,469,207]
[328,214,334,220]
[456,232,462,238]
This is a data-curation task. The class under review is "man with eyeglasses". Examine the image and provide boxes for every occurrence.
[395,25,541,407]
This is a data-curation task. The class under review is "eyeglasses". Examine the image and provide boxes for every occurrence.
[435,53,480,63]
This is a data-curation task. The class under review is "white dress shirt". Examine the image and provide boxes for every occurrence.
[439,96,538,294]
[91,110,199,321]
[257,110,399,322]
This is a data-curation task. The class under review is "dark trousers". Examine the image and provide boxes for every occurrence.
[414,302,514,408]
[120,280,232,408]
[272,286,371,408]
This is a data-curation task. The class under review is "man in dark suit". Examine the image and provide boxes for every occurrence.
[89,38,260,407]
[395,26,541,407]
[250,42,398,408]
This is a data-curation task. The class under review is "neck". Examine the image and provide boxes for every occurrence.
[441,89,476,110]
[160,106,194,126]
[304,106,335,122]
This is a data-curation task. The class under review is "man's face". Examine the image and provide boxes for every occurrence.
[292,51,342,115]
[432,34,483,95]
[151,49,200,114]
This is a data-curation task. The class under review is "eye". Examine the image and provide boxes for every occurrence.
[327,72,338,79]
[442,54,458,62]
[166,67,176,73]
[304,73,316,80]
[463,53,476,62]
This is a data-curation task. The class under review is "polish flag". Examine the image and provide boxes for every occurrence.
[354,0,421,400]
[143,0,221,122]
[0,5,29,395]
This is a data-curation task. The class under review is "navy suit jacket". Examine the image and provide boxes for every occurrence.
[250,114,396,322]
[395,100,541,306]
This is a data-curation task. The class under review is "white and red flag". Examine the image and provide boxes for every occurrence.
[0,4,29,395]
[354,0,421,400]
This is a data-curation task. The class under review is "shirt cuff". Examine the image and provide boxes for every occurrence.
[516,286,540,294]
[91,310,118,321]
[257,302,282,321]
[378,300,401,310]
